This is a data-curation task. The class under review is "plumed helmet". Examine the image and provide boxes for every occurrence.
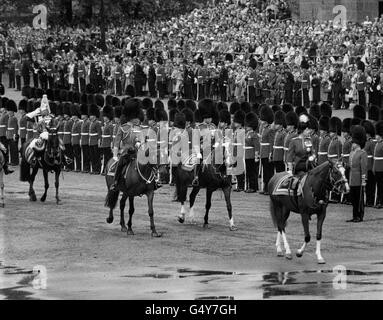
[319,116,330,132]
[177,99,186,111]
[198,99,215,119]
[185,99,197,112]
[125,84,136,97]
[342,118,352,133]
[167,98,177,110]
[260,105,274,124]
[173,111,186,129]
[80,103,89,116]
[351,125,367,148]
[329,116,342,136]
[219,109,231,125]
[361,120,375,137]
[368,105,379,122]
[240,101,251,114]
[297,113,310,133]
[63,102,72,116]
[146,107,155,122]
[18,99,28,111]
[282,103,293,114]
[181,108,194,123]
[229,102,240,115]
[320,102,332,118]
[142,98,153,110]
[95,94,105,108]
[353,104,366,120]
[295,106,307,116]
[154,108,168,122]
[245,112,259,131]
[309,104,321,120]
[102,105,114,120]
[123,99,142,121]
[6,99,17,113]
[233,110,246,126]
[375,121,383,137]
[155,99,165,110]
[274,110,286,128]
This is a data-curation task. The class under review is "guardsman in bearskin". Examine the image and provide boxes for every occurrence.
[6,100,19,166]
[259,105,274,194]
[88,104,102,174]
[18,99,28,148]
[317,116,331,165]
[301,59,310,108]
[56,103,65,143]
[156,60,166,99]
[70,104,82,172]
[232,110,246,192]
[341,118,353,205]
[110,99,144,191]
[272,110,287,173]
[63,103,74,171]
[361,120,377,207]
[78,60,86,93]
[347,125,367,222]
[101,106,114,175]
[244,112,260,193]
[196,57,206,100]
[0,97,10,161]
[80,103,91,173]
[113,105,122,141]
[26,100,35,141]
[368,104,379,125]
[356,61,367,107]
[373,120,383,208]
[328,116,343,203]
[283,111,299,166]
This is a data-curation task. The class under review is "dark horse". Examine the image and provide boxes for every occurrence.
[176,151,237,231]
[20,124,63,204]
[104,142,161,237]
[268,161,350,264]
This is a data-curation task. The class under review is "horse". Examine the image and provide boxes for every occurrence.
[104,141,162,237]
[19,124,63,204]
[268,161,350,264]
[0,151,4,207]
[175,150,237,231]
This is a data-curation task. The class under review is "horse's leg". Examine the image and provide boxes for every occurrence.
[189,186,200,224]
[119,193,128,233]
[147,190,161,237]
[127,196,135,235]
[203,188,213,229]
[281,208,292,260]
[29,167,38,202]
[106,208,114,224]
[0,171,4,208]
[316,207,327,264]
[54,169,61,204]
[223,186,236,231]
[276,232,284,257]
[296,212,310,258]
[40,170,49,202]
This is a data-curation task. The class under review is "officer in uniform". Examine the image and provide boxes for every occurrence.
[101,106,114,175]
[6,100,19,166]
[283,111,299,166]
[259,105,274,194]
[373,121,383,208]
[18,100,28,148]
[88,104,102,174]
[70,104,82,172]
[348,125,368,222]
[244,112,260,193]
[80,103,91,173]
[156,61,166,99]
[233,110,246,192]
[272,110,287,173]
[341,118,353,205]
[15,59,22,91]
[301,60,310,108]
[317,116,331,165]
[356,61,367,107]
[63,103,74,171]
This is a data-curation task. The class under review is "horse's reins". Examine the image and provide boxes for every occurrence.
[135,140,157,185]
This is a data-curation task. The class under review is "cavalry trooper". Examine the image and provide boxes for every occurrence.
[191,99,216,187]
[341,118,353,205]
[272,110,287,173]
[259,104,274,195]
[70,104,82,172]
[373,121,383,209]
[63,103,74,171]
[18,99,28,147]
[283,111,299,167]
[317,116,331,165]
[361,120,377,207]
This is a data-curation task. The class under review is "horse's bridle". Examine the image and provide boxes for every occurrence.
[329,162,350,195]
[135,140,157,185]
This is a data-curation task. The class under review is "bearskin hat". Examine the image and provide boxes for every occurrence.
[18,99,28,111]
[353,104,366,120]
[6,100,17,113]
[106,95,113,106]
[351,118,361,127]
[251,103,260,116]
[272,104,281,114]
[173,112,186,129]
[301,59,309,70]
[342,118,352,134]
[70,103,81,118]
[319,116,330,132]
[357,60,365,72]
[361,120,375,137]
[329,116,342,136]
[155,99,165,110]
[240,102,251,114]
[33,101,40,111]
[30,87,36,100]
[309,104,321,120]
[229,102,240,115]
[144,107,154,122]
[233,110,246,127]
[142,98,153,110]
[125,84,136,97]
[114,105,122,119]
[375,121,383,137]
[198,99,215,119]
[138,108,145,123]
[80,103,88,116]
[66,91,73,103]
[181,108,194,123]
[80,93,87,105]
[72,91,80,104]
[282,103,293,114]
[53,88,60,102]
[51,102,60,116]
[260,105,274,124]
[87,94,96,105]
[245,112,259,131]
[351,125,367,148]
[295,106,307,116]
[27,99,35,113]
[154,108,168,122]
[95,94,104,108]
[169,108,178,123]
[59,89,67,102]
[217,101,228,112]
[177,99,186,111]
[63,102,71,117]
[320,102,332,118]
[167,98,178,110]
[0,83,4,96]
[112,96,121,107]
[308,114,319,132]
[274,110,286,128]
[197,56,204,67]
[36,88,44,99]
[219,109,231,125]
[85,83,96,94]
[123,99,141,121]
[286,111,299,128]
[185,100,197,112]
[369,105,379,122]
[194,109,202,123]
[21,86,31,99]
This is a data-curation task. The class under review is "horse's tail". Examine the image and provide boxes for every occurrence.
[19,157,31,182]
[105,189,120,209]
[269,198,278,228]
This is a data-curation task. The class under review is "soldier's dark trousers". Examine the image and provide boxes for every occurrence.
[115,79,122,96]
[375,171,383,207]
[8,138,19,165]
[302,88,310,107]
[245,159,258,191]
[197,84,205,100]
[358,91,366,107]
[236,174,245,190]
[8,73,15,88]
[16,75,21,91]
[101,147,112,174]
[23,74,30,87]
[89,145,101,173]
[366,170,376,206]
[350,186,364,220]
[64,144,74,170]
[273,161,285,173]
[72,144,81,171]
[220,85,227,102]
[149,81,156,97]
[261,158,274,192]
[79,78,86,92]
[48,76,54,89]
[20,138,26,152]
[33,74,38,88]
[81,145,90,172]
[248,86,256,103]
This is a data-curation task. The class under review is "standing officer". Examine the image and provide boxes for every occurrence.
[272,110,287,173]
[244,112,260,193]
[356,61,367,107]
[18,100,28,148]
[341,118,353,205]
[88,104,102,174]
[317,116,331,165]
[15,59,22,91]
[6,100,19,166]
[70,104,82,172]
[80,103,91,173]
[259,105,274,195]
[301,59,310,108]
[63,103,74,171]
[373,121,383,208]
[283,111,299,166]
[100,106,114,175]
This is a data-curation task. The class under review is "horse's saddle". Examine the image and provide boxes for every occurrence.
[181,154,198,172]
[272,173,307,197]
[107,160,119,176]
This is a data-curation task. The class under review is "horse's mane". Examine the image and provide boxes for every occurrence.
[308,161,330,177]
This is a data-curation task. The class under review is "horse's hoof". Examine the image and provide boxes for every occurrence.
[30,196,37,202]
[40,197,46,203]
[56,200,62,205]
[106,217,113,224]
[277,251,284,257]
[229,225,238,231]
[177,216,185,224]
[127,229,134,236]
[151,232,162,238]
[317,258,326,264]
[121,226,128,232]
[296,251,303,258]
[203,223,211,229]
[285,253,293,260]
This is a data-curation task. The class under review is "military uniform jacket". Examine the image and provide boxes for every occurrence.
[327,136,342,162]
[113,123,120,143]
[287,135,316,169]
[356,74,367,91]
[245,129,260,160]
[6,115,18,140]
[247,71,257,87]
[364,138,376,171]
[26,121,34,141]
[373,140,383,172]
[349,148,368,186]
[311,133,320,158]
[63,118,74,145]
[114,121,143,152]
[0,112,9,137]
[101,121,114,148]
[196,122,216,156]
[80,119,90,146]
[342,137,352,168]
[283,130,298,163]
[169,128,190,166]
[318,133,331,165]
[301,71,310,89]
[19,115,27,139]
[272,128,286,162]
[260,124,273,159]
[71,119,82,145]
[57,120,65,141]
[89,120,102,146]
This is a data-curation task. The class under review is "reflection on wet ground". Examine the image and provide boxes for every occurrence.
[1,261,383,299]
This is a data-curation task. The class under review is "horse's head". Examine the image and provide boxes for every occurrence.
[45,125,61,163]
[329,161,350,195]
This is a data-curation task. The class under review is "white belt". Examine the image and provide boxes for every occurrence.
[260,143,270,146]
[20,127,26,130]
[89,133,98,136]
[342,154,350,157]
[273,146,284,149]
[58,132,64,135]
[27,129,33,131]
[102,135,111,138]
[64,132,71,135]
[318,152,327,155]
[374,157,383,160]
[367,156,373,158]
[0,125,6,128]
[7,128,15,130]
[81,133,89,136]
[71,133,79,136]
[328,155,338,158]
[357,82,364,84]
[283,147,288,151]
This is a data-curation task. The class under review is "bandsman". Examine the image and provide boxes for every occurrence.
[244,112,260,193]
[18,99,28,147]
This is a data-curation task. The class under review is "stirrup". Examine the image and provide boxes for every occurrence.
[192,178,199,187]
